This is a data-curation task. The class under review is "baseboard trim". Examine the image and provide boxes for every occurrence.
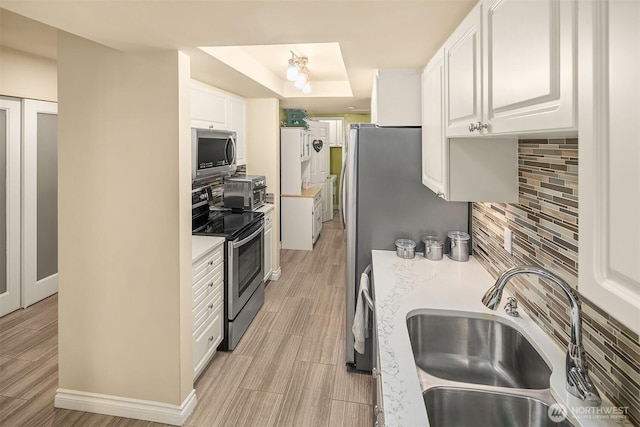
[54,388,197,426]
[270,267,282,281]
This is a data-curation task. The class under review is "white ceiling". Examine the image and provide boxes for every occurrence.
[0,1,477,114]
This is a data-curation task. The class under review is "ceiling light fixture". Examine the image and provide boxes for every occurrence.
[286,51,312,94]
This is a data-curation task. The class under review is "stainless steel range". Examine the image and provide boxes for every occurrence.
[192,186,265,350]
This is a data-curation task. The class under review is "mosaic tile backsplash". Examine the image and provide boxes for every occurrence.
[472,138,639,426]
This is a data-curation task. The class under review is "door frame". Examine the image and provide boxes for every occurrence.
[22,99,58,308]
[0,97,22,317]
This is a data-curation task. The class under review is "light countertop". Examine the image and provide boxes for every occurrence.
[254,203,274,214]
[371,250,630,427]
[192,235,224,263]
[281,187,321,198]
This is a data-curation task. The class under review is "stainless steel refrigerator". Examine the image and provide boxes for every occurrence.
[341,124,469,372]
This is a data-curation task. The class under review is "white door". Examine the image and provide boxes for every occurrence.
[421,48,447,197]
[0,98,21,317]
[483,0,576,134]
[22,100,58,308]
[444,4,482,137]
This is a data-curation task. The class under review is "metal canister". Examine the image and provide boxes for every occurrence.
[422,236,443,261]
[395,239,416,259]
[447,231,470,262]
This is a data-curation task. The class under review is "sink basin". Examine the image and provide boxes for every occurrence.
[407,314,551,389]
[424,387,574,427]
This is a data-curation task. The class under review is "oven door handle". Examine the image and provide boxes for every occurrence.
[232,223,264,249]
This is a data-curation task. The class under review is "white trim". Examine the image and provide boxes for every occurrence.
[54,388,197,426]
[0,97,22,317]
[22,99,58,308]
[269,267,282,281]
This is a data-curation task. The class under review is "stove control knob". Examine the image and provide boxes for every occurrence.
[199,193,208,201]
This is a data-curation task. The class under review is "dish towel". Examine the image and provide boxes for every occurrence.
[352,272,370,354]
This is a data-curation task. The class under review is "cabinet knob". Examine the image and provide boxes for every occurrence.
[468,122,477,132]
[208,336,214,342]
[208,303,214,309]
[208,260,214,266]
[374,405,384,416]
[436,191,445,199]
[208,281,214,288]
[209,125,214,129]
[479,122,488,130]
[372,367,378,378]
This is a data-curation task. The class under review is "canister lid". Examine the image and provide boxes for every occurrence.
[395,239,416,249]
[422,235,443,247]
[447,231,470,241]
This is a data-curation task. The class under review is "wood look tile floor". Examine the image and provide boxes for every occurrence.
[0,215,373,427]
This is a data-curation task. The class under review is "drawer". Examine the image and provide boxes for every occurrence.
[192,244,224,282]
[193,272,223,313]
[193,307,223,377]
[193,262,223,303]
[264,212,273,227]
[193,284,223,333]
[314,191,322,204]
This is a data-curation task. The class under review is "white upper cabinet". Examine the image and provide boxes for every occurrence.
[443,0,576,137]
[191,81,247,166]
[315,118,344,147]
[371,69,422,127]
[191,82,228,130]
[444,5,482,137]
[422,46,518,202]
[421,48,447,196]
[579,0,640,334]
[483,0,576,135]
[228,97,246,166]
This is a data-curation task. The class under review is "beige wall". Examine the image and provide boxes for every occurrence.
[57,32,192,405]
[0,46,57,101]
[246,98,281,274]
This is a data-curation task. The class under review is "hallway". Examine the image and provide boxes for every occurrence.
[0,216,373,426]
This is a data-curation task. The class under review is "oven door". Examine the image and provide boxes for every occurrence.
[227,220,264,320]
[251,187,266,210]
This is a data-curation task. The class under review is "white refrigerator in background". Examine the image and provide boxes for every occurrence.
[341,124,469,372]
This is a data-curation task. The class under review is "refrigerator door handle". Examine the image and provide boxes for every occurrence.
[339,157,347,229]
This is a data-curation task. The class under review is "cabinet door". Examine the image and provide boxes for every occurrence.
[191,84,227,130]
[264,223,273,282]
[422,50,447,198]
[228,97,246,166]
[444,4,482,137]
[484,0,576,134]
[579,0,640,334]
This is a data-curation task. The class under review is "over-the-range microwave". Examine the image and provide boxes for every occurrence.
[192,128,237,180]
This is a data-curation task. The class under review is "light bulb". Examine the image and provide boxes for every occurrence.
[286,60,298,82]
[294,71,307,89]
[303,82,312,94]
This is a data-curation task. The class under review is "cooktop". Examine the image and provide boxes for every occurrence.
[192,210,264,240]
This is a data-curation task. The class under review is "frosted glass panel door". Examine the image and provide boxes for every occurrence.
[0,98,21,317]
[23,100,58,308]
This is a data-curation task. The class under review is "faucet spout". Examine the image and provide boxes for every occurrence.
[481,265,602,406]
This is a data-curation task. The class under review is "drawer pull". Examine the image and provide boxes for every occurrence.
[208,260,214,266]
[208,335,214,342]
[208,303,214,310]
[208,281,214,288]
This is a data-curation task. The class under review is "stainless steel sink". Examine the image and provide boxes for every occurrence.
[424,387,574,427]
[406,314,551,389]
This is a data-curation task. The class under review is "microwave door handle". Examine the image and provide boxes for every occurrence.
[232,223,264,249]
[227,136,237,165]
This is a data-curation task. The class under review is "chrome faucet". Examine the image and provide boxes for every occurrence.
[481,265,602,406]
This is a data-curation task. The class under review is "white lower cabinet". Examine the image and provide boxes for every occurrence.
[256,204,274,283]
[192,238,225,381]
[281,189,322,251]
